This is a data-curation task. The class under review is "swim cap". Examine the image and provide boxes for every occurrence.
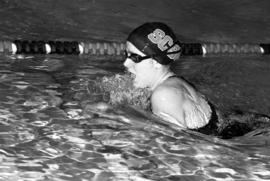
[127,22,181,65]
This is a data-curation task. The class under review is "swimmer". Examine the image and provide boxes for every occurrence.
[123,22,212,129]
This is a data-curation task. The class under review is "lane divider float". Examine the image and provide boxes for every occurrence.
[0,40,269,56]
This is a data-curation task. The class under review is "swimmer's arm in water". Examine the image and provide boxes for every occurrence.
[151,86,187,128]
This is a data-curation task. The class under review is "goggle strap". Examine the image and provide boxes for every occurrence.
[152,49,181,58]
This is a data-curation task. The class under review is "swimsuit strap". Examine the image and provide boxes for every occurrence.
[167,75,179,79]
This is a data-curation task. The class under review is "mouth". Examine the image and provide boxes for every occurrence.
[125,71,136,79]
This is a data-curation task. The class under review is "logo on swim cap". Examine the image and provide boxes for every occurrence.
[127,22,181,64]
[148,29,180,60]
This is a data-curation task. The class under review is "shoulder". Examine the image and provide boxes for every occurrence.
[151,77,212,129]
[151,82,183,104]
[151,81,185,116]
[151,77,189,102]
[150,82,187,127]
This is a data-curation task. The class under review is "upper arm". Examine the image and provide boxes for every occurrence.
[151,86,187,128]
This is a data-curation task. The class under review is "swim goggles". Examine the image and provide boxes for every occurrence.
[124,49,181,63]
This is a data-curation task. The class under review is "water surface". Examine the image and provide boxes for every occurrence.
[1,1,270,180]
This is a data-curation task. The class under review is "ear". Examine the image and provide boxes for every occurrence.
[152,59,162,69]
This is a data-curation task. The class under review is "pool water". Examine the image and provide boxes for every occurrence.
[0,53,269,181]
[1,1,270,180]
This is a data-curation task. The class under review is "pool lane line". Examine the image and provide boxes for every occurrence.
[0,40,269,56]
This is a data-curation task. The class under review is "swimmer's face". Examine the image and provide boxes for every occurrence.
[123,41,155,88]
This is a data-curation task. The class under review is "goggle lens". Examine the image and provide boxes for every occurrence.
[124,50,150,63]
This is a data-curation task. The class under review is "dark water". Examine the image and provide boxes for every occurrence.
[1,1,270,180]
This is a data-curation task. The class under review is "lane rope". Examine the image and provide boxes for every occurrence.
[0,40,269,56]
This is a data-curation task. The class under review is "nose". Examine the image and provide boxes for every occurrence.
[123,58,135,74]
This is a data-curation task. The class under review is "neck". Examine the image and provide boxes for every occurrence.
[150,70,174,91]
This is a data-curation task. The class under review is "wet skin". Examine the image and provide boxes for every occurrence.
[123,41,212,129]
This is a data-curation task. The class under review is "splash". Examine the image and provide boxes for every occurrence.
[88,73,151,110]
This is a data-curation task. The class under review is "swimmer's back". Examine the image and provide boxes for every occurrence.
[151,76,212,129]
